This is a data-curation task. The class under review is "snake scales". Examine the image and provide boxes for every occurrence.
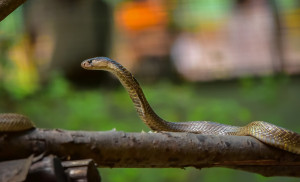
[81,57,300,154]
[0,57,299,155]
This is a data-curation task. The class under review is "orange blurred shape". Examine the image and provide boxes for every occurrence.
[116,1,167,32]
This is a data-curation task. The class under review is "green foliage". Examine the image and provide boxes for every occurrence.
[239,75,289,104]
[0,7,39,99]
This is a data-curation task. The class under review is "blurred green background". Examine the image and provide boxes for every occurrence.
[1,0,300,182]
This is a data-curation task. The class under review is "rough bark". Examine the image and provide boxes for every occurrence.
[0,0,26,21]
[0,129,300,177]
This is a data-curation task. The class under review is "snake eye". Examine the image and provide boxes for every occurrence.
[87,59,93,64]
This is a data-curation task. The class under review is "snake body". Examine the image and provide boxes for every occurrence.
[81,57,300,154]
[0,113,35,132]
[1,57,299,155]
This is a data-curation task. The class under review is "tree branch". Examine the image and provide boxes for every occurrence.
[0,129,299,177]
[0,0,26,22]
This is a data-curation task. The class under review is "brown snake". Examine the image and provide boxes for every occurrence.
[1,57,299,155]
[0,113,35,132]
[81,57,300,154]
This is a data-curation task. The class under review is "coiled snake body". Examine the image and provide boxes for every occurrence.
[81,57,300,154]
[0,113,35,132]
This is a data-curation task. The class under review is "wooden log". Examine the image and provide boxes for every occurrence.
[0,129,300,177]
[62,159,101,182]
[26,155,68,182]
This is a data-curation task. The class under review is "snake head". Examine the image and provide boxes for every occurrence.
[81,57,113,70]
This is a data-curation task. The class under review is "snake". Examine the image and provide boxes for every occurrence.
[0,113,35,132]
[80,57,300,154]
[0,57,299,155]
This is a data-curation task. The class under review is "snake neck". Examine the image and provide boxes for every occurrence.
[105,61,173,131]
